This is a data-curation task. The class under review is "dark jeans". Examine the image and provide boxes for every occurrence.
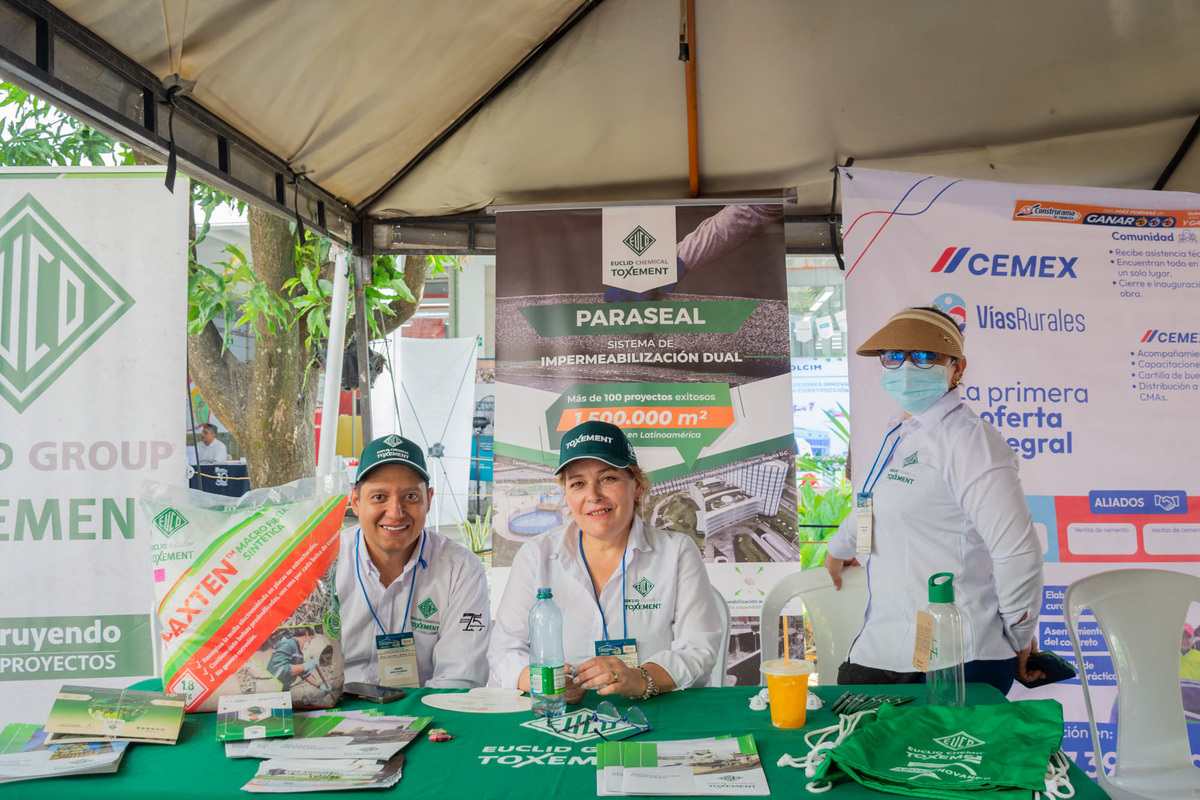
[837,657,1018,696]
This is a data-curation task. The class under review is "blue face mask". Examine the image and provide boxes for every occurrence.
[880,363,950,414]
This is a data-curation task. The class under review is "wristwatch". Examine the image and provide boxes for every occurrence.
[636,666,658,700]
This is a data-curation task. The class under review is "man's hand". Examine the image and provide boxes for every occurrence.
[1017,641,1045,685]
[825,554,859,590]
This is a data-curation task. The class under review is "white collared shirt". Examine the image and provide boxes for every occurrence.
[828,389,1044,672]
[195,438,228,464]
[488,517,723,691]
[335,528,490,688]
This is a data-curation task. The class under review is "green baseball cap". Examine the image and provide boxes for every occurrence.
[555,421,637,475]
[355,434,431,484]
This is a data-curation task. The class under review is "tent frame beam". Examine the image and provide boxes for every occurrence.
[0,0,358,245]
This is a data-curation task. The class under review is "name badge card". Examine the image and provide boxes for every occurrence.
[595,638,639,668]
[376,633,419,688]
[855,495,874,556]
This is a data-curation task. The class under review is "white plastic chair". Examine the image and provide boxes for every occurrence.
[1066,568,1200,800]
[759,566,867,686]
[709,586,730,687]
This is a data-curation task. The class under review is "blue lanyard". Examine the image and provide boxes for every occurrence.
[859,422,903,500]
[578,530,628,641]
[355,528,427,636]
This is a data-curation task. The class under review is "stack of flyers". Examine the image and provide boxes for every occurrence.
[0,722,129,784]
[225,710,430,793]
[596,735,770,796]
[242,752,406,793]
[43,685,186,745]
[217,693,294,742]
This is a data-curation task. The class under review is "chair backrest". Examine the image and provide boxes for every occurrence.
[709,586,730,687]
[760,566,867,686]
[1066,569,1199,793]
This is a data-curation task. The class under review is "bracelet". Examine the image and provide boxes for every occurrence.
[637,666,658,700]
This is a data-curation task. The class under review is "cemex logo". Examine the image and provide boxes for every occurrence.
[623,226,656,256]
[1141,329,1200,344]
[0,193,134,413]
[930,246,1078,279]
[933,731,985,751]
[153,507,190,538]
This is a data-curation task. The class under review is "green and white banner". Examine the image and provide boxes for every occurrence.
[0,167,188,723]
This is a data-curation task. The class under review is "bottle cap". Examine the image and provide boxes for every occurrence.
[928,572,955,603]
[536,587,553,600]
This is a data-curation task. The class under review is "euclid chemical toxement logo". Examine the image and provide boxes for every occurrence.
[933,731,986,751]
[633,577,654,597]
[0,193,134,413]
[417,598,438,618]
[152,508,190,538]
[622,226,656,256]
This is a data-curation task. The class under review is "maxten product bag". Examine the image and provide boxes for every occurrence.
[142,476,348,712]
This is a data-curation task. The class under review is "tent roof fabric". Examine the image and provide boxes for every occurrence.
[50,0,1200,219]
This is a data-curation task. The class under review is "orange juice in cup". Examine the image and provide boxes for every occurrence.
[760,658,814,729]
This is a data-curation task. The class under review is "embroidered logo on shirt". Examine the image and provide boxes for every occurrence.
[633,577,655,597]
[903,451,919,467]
[417,597,438,618]
[459,612,485,632]
[886,468,915,485]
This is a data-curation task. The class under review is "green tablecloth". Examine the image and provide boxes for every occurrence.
[2,683,1107,799]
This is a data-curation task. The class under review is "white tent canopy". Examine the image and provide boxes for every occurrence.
[3,0,1198,230]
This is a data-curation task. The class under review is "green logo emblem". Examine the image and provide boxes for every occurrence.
[903,451,919,467]
[633,577,655,597]
[622,225,656,256]
[384,434,403,447]
[0,194,135,413]
[152,507,189,537]
[417,597,438,618]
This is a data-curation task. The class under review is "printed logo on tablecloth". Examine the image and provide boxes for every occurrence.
[0,194,135,413]
[519,708,637,743]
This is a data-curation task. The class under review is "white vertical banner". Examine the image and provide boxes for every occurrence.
[0,167,188,723]
[371,335,478,530]
[842,166,1200,778]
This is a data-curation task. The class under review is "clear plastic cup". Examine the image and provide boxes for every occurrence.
[760,658,814,729]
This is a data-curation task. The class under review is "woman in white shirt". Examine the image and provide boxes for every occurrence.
[826,306,1045,694]
[488,421,723,701]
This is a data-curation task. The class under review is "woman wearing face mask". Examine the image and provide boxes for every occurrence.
[825,307,1045,694]
[488,421,724,700]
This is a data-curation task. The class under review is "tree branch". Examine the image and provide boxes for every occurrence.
[377,255,428,337]
[187,320,248,435]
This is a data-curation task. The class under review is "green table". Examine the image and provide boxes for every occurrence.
[2,683,1107,799]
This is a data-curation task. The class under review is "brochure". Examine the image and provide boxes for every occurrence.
[44,685,186,745]
[0,724,128,784]
[241,752,405,793]
[217,693,294,742]
[229,710,429,761]
[596,735,770,796]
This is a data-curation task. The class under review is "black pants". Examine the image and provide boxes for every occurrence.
[837,657,1018,696]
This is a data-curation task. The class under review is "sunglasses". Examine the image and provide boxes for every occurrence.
[879,350,949,370]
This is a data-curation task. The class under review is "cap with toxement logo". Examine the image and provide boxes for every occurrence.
[555,420,637,475]
[355,434,431,484]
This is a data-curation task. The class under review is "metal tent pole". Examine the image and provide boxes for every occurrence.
[317,248,351,478]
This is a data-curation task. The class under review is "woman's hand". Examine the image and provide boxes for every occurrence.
[573,656,645,699]
[519,664,587,704]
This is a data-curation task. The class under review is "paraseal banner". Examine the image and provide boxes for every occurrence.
[493,204,797,682]
[0,167,188,724]
[841,167,1200,777]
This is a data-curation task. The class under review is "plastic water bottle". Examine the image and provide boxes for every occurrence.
[528,587,566,718]
[925,572,966,706]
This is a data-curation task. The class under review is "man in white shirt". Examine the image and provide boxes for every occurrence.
[336,434,490,688]
[195,423,229,463]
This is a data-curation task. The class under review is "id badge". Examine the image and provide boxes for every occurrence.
[595,638,639,668]
[855,495,874,556]
[376,633,419,689]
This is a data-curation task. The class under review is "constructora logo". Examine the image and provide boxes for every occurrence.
[1013,202,1081,222]
[622,226,656,256]
[930,246,1078,279]
[0,193,134,413]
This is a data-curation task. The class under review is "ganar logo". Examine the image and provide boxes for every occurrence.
[622,226,656,256]
[0,194,135,413]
